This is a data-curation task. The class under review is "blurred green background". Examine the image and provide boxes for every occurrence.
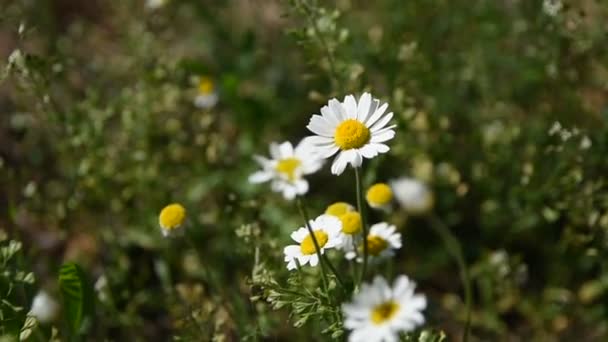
[1,0,608,340]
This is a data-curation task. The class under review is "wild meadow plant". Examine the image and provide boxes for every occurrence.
[2,0,608,340]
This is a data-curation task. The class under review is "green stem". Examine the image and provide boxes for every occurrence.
[427,215,472,342]
[354,167,369,285]
[296,197,330,292]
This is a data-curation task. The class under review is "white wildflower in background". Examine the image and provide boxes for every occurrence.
[194,76,218,109]
[324,202,361,251]
[342,275,427,342]
[29,291,59,324]
[390,177,434,215]
[283,214,343,270]
[158,203,186,237]
[542,0,562,17]
[347,222,401,262]
[249,140,323,200]
[146,0,168,10]
[306,93,396,175]
[366,183,393,210]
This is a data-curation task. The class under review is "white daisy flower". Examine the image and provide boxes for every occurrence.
[283,214,343,270]
[342,275,427,342]
[146,0,168,10]
[306,93,396,175]
[346,222,401,262]
[390,177,434,215]
[249,140,323,200]
[194,76,218,109]
[29,290,60,324]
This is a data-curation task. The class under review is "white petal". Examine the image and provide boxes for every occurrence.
[294,180,309,194]
[304,135,334,146]
[359,144,379,159]
[344,95,358,119]
[329,99,346,121]
[365,102,388,126]
[307,115,334,137]
[248,171,273,184]
[319,144,340,158]
[309,254,319,267]
[321,105,340,126]
[283,186,297,200]
[349,150,363,168]
[331,151,350,175]
[279,142,294,157]
[269,142,282,159]
[371,130,395,143]
[356,93,372,122]
[370,112,394,132]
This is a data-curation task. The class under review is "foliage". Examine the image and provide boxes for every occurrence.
[1,0,608,340]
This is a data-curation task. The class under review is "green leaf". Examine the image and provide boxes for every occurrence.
[58,263,94,334]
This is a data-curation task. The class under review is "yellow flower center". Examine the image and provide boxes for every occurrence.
[275,158,301,181]
[340,212,362,235]
[366,183,393,207]
[363,235,389,256]
[198,77,214,95]
[300,231,329,255]
[370,300,400,325]
[334,119,370,150]
[325,202,353,217]
[159,203,186,230]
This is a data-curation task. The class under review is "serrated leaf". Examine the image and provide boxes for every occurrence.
[58,263,94,334]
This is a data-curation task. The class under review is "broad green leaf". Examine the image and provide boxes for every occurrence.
[58,263,94,334]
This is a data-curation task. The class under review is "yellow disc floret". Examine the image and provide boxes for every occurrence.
[371,301,400,325]
[300,230,329,255]
[334,119,371,150]
[275,158,301,181]
[364,235,389,256]
[198,77,214,95]
[366,183,393,208]
[340,212,362,235]
[159,203,186,230]
[325,202,354,217]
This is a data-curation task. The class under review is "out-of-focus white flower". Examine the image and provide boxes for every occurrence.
[194,76,218,109]
[305,93,396,175]
[249,140,323,200]
[390,177,434,215]
[283,214,343,270]
[29,291,59,324]
[542,0,562,17]
[146,0,168,10]
[342,275,427,342]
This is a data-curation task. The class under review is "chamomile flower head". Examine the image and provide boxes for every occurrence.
[342,275,427,342]
[283,214,343,270]
[366,183,393,209]
[194,76,218,109]
[347,222,401,262]
[325,202,355,217]
[390,177,434,215]
[29,290,60,324]
[159,203,186,237]
[306,93,396,175]
[249,140,323,200]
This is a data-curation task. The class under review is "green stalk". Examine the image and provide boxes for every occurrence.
[354,167,369,285]
[296,197,330,292]
[427,215,472,342]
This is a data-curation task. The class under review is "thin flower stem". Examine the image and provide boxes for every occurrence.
[354,167,369,285]
[296,196,330,292]
[427,215,472,342]
[296,196,345,289]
